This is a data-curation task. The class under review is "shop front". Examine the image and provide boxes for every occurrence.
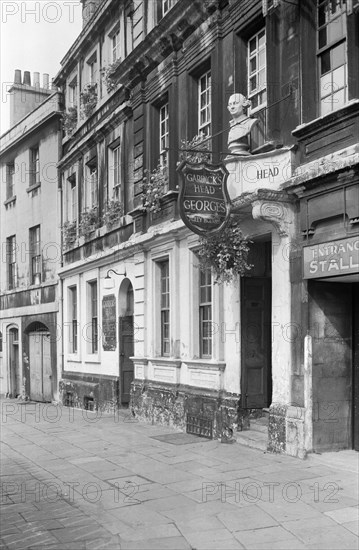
[303,235,359,452]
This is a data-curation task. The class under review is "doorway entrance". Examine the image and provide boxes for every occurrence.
[309,280,358,451]
[29,330,52,402]
[118,279,134,405]
[241,277,272,409]
[8,327,20,397]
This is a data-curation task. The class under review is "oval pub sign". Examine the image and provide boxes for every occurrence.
[177,160,231,235]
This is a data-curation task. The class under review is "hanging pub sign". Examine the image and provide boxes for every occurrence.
[177,160,231,235]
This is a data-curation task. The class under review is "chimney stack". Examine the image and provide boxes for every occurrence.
[33,72,40,87]
[43,73,49,89]
[14,69,22,84]
[23,71,31,86]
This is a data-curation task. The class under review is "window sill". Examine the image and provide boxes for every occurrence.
[293,99,359,139]
[185,360,226,371]
[26,183,41,194]
[4,196,16,207]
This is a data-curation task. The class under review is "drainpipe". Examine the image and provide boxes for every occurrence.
[304,333,313,452]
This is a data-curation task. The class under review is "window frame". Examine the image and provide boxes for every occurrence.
[6,163,15,200]
[86,158,98,209]
[7,235,17,290]
[317,0,348,116]
[30,147,40,186]
[68,76,78,108]
[88,280,98,354]
[159,260,170,356]
[159,102,169,167]
[29,225,41,286]
[198,70,212,137]
[69,286,78,354]
[199,267,212,359]
[247,27,267,113]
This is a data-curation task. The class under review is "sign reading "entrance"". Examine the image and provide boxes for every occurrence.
[303,236,359,279]
[177,161,231,235]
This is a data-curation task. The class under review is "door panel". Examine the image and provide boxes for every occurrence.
[42,335,52,402]
[119,316,134,404]
[241,278,271,408]
[30,334,42,401]
[29,332,52,402]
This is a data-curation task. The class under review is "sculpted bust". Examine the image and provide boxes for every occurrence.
[227,93,258,155]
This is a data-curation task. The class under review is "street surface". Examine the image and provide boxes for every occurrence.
[0,400,358,549]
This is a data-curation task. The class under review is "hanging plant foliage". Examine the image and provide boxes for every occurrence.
[142,164,168,213]
[197,216,252,284]
[179,133,211,164]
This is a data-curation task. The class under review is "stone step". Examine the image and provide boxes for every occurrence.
[235,430,268,452]
[249,420,268,434]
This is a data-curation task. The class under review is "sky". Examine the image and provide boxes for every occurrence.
[0,0,83,134]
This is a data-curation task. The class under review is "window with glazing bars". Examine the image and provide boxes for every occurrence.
[29,225,41,285]
[162,0,177,16]
[113,144,121,198]
[112,30,121,62]
[159,102,169,167]
[69,286,78,353]
[89,281,98,353]
[7,236,16,290]
[30,147,40,186]
[248,28,267,111]
[317,0,347,115]
[198,70,211,137]
[6,164,15,199]
[199,268,212,358]
[160,260,170,356]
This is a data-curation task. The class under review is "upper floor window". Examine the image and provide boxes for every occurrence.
[69,77,78,107]
[317,0,347,115]
[112,29,121,63]
[199,268,212,358]
[198,70,212,137]
[86,159,98,208]
[248,28,267,111]
[159,102,169,167]
[162,0,177,16]
[67,174,77,222]
[87,53,97,85]
[160,260,170,356]
[69,286,78,354]
[29,225,41,285]
[6,163,15,199]
[30,147,40,186]
[7,236,16,290]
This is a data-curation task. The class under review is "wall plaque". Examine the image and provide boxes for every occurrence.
[102,294,117,351]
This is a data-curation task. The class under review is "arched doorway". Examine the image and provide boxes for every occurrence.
[26,322,52,402]
[118,279,134,405]
[8,327,20,397]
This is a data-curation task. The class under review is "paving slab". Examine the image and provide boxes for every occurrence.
[1,400,358,550]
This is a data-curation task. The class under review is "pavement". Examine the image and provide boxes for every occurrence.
[0,400,358,550]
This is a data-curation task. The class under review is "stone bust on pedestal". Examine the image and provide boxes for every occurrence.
[227,93,258,155]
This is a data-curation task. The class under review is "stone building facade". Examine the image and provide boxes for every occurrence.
[0,72,62,401]
[53,0,358,456]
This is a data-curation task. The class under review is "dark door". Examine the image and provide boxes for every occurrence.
[241,277,271,408]
[9,328,20,397]
[119,316,134,405]
[353,283,359,451]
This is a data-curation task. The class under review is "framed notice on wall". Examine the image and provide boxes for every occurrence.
[102,294,117,351]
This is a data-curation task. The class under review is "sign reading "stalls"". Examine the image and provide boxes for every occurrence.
[303,236,359,279]
[177,161,231,235]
